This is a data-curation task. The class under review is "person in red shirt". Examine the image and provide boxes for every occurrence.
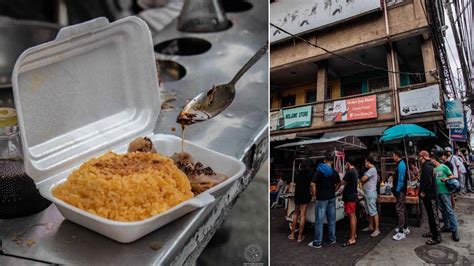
[341,158,358,247]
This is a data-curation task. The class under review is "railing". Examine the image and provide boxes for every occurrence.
[271,83,443,132]
[270,89,394,132]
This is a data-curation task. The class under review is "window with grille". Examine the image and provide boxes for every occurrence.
[343,81,362,96]
[306,90,317,103]
[281,95,296,107]
[326,85,332,100]
[368,77,389,92]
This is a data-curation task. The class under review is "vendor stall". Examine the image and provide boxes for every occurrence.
[275,136,367,228]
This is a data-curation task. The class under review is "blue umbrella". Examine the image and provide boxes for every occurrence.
[380,124,435,181]
[380,124,435,142]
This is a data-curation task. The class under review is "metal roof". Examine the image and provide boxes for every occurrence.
[322,126,388,138]
[275,136,367,151]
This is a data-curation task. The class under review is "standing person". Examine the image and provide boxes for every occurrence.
[360,156,381,237]
[270,174,286,205]
[391,151,410,241]
[430,151,460,242]
[418,150,442,245]
[409,161,420,181]
[462,151,473,193]
[441,153,455,173]
[440,151,457,208]
[341,158,358,247]
[457,150,471,193]
[445,147,465,193]
[289,159,313,243]
[308,152,341,249]
[455,150,467,194]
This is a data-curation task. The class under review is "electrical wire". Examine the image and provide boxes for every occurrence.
[446,36,460,70]
[453,0,472,25]
[420,0,458,98]
[456,0,472,74]
[445,0,473,101]
[453,0,471,71]
[269,23,432,77]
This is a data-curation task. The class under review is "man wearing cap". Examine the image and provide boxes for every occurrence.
[445,147,466,193]
[418,150,441,245]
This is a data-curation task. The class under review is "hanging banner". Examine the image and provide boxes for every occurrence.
[445,100,464,129]
[399,85,441,116]
[282,106,312,129]
[333,95,377,122]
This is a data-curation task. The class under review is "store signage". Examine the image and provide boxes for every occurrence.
[445,100,464,129]
[333,95,377,122]
[270,111,279,131]
[281,106,312,129]
[270,0,381,43]
[451,127,467,141]
[399,85,441,116]
[270,133,297,142]
[450,116,468,141]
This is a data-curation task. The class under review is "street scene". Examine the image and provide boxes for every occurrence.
[270,0,473,265]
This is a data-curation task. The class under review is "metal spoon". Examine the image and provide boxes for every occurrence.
[177,44,268,125]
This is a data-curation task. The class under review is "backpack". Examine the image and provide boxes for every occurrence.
[446,178,461,193]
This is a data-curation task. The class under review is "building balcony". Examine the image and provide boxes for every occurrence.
[270,82,444,136]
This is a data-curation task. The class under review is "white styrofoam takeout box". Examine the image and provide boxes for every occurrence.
[11,16,246,243]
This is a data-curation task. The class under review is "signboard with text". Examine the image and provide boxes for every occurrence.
[399,85,441,116]
[445,100,464,129]
[333,95,377,122]
[450,116,468,141]
[282,106,312,129]
[270,111,279,131]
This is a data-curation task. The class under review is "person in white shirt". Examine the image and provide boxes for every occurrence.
[457,150,471,192]
[445,147,466,193]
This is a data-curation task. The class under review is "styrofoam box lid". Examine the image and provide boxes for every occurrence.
[11,17,161,185]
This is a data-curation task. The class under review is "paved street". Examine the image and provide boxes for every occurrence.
[271,194,474,265]
[270,207,395,266]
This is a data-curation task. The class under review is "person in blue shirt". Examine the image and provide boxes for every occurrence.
[391,151,410,241]
[308,152,341,249]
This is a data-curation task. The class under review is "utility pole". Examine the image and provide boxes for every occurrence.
[445,0,473,106]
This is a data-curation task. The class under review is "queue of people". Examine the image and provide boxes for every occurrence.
[286,146,467,249]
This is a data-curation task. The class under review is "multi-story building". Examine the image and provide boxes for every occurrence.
[270,0,450,177]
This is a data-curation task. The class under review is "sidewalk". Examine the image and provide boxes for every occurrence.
[357,194,474,265]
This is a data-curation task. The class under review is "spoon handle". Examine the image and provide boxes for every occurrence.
[230,43,268,85]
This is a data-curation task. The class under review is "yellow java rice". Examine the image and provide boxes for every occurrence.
[52,151,194,222]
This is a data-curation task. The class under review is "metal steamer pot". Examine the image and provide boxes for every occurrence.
[0,17,59,107]
[0,18,58,218]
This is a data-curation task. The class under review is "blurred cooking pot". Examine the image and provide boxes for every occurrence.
[0,17,59,89]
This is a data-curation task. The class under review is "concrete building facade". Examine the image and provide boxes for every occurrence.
[270,0,446,140]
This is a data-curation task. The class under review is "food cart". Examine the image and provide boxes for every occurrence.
[274,136,367,229]
[378,124,436,226]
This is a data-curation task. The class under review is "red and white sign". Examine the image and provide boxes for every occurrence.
[333,95,377,122]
